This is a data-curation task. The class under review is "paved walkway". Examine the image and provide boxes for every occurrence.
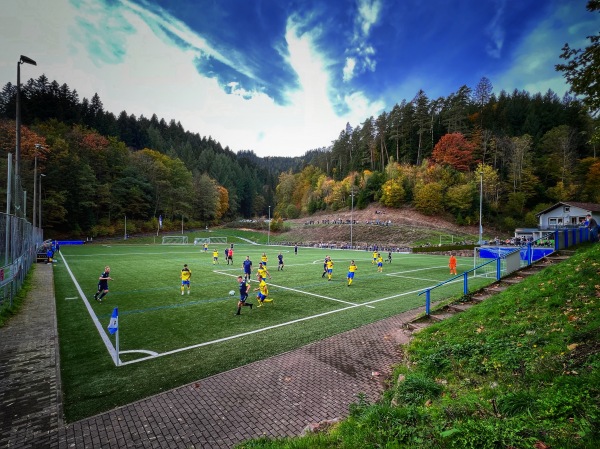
[0,263,422,449]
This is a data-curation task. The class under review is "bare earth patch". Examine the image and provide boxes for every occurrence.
[278,204,479,248]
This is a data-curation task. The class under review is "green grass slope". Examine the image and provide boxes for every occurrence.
[237,244,600,449]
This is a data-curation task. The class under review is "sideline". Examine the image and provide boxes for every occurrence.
[61,254,119,365]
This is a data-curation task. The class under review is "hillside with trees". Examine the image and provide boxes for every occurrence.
[0,2,597,238]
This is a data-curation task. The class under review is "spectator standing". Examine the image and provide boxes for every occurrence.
[586,214,599,242]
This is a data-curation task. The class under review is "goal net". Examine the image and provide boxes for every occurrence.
[162,235,188,245]
[193,237,227,245]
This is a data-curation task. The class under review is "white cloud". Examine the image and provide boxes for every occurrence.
[0,0,385,157]
[342,0,381,82]
[357,0,382,36]
[343,57,357,81]
[484,0,506,58]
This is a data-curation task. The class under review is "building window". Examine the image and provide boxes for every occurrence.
[565,206,570,213]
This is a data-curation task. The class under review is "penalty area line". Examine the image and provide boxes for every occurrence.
[118,283,443,366]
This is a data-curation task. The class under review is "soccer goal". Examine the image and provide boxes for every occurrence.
[162,235,188,245]
[193,237,227,245]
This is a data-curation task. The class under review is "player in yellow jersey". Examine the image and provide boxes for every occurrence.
[254,275,272,306]
[256,262,271,280]
[377,253,384,272]
[347,260,357,286]
[372,249,378,264]
[260,252,268,267]
[326,257,334,281]
[212,249,219,264]
[180,264,192,295]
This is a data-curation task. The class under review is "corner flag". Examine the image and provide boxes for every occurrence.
[107,307,118,334]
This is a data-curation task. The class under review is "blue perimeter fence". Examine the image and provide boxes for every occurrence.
[418,227,592,315]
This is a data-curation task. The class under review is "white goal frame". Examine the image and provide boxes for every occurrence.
[162,235,188,245]
[193,237,227,245]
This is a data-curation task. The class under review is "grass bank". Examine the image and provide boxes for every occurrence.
[237,243,600,449]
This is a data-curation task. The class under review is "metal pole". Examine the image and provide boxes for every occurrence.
[39,174,45,229]
[15,61,21,212]
[479,171,483,244]
[350,189,354,249]
[267,206,271,245]
[33,152,38,227]
[5,154,12,266]
[15,55,37,217]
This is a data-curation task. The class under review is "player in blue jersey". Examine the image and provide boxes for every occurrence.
[242,256,253,282]
[235,276,253,315]
[93,266,113,302]
[277,252,284,271]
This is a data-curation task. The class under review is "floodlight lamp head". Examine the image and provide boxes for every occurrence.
[19,55,37,66]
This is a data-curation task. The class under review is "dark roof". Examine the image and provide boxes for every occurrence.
[536,202,600,217]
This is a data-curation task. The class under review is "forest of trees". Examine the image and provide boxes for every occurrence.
[0,75,293,236]
[0,0,598,237]
[274,80,599,232]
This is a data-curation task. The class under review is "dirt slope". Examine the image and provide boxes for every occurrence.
[280,205,479,248]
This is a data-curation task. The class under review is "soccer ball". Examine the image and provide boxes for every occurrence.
[229,290,235,296]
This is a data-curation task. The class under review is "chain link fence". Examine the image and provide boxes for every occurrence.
[0,212,43,311]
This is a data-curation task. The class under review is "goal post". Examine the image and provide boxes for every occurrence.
[193,237,227,245]
[161,235,188,245]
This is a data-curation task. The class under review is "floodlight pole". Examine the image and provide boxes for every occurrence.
[33,144,42,227]
[267,206,271,245]
[350,188,355,249]
[15,55,37,216]
[39,174,45,229]
[479,171,483,244]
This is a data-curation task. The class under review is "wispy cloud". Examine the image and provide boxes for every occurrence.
[343,0,382,82]
[484,0,506,58]
[493,1,597,96]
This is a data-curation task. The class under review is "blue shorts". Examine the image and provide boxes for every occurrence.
[257,293,267,300]
[347,272,355,279]
[181,280,190,286]
[239,293,248,302]
[327,269,333,274]
[98,282,108,291]
[377,262,383,267]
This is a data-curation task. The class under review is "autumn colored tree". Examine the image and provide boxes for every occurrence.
[380,178,405,207]
[431,133,475,172]
[413,182,444,215]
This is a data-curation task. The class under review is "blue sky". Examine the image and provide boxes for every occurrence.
[1,0,598,157]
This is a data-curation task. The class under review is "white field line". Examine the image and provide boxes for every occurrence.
[386,274,442,283]
[61,254,119,365]
[65,255,463,366]
[213,270,375,309]
[384,265,450,283]
[117,285,430,366]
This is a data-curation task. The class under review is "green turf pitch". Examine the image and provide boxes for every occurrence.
[53,243,489,421]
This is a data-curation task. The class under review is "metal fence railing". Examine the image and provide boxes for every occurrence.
[418,228,593,315]
[0,212,43,311]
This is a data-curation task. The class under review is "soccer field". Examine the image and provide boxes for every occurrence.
[54,242,487,420]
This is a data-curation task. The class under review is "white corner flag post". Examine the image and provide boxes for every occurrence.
[107,306,120,366]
